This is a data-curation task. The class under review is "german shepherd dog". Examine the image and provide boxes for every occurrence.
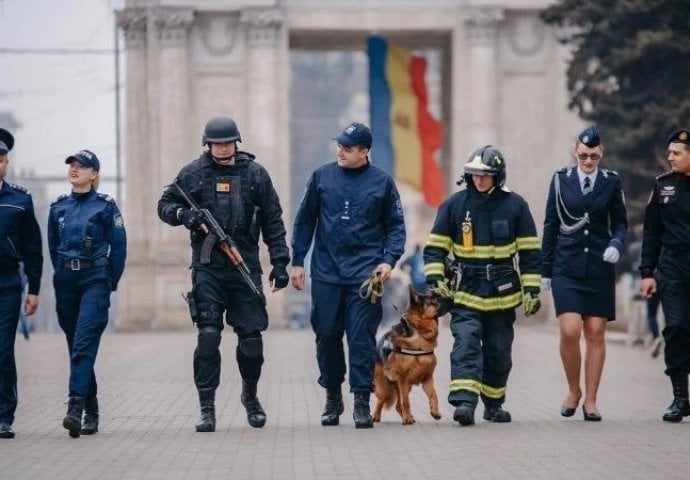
[372,286,451,425]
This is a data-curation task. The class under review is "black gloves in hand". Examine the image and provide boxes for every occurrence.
[269,265,289,289]
[178,209,202,230]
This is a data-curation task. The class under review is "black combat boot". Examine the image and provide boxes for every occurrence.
[663,374,690,423]
[195,391,216,432]
[321,387,344,426]
[63,396,84,438]
[353,392,373,429]
[453,402,476,426]
[241,380,267,428]
[483,402,512,423]
[81,397,99,435]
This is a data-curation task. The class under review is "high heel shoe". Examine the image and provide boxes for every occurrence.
[582,405,602,422]
[560,393,581,417]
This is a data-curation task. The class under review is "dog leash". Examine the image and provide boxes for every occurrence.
[359,272,384,304]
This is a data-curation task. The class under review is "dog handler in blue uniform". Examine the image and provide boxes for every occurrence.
[424,145,542,426]
[0,128,43,439]
[48,150,127,438]
[290,122,406,428]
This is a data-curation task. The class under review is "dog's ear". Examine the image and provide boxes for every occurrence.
[409,285,421,307]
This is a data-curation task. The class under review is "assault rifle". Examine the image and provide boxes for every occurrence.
[173,181,264,303]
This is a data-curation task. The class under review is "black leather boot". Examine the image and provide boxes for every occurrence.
[81,397,99,435]
[195,391,216,432]
[321,387,344,426]
[353,392,373,429]
[63,396,84,438]
[663,374,690,423]
[453,402,476,426]
[241,380,266,428]
[483,402,511,423]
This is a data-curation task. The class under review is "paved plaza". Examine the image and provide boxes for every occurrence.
[1,323,689,480]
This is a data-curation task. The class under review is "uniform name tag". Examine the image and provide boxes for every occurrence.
[216,183,231,193]
[497,282,513,292]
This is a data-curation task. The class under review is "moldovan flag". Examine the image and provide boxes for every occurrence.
[367,35,445,207]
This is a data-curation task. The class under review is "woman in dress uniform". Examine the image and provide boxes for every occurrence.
[541,126,627,421]
[48,150,127,437]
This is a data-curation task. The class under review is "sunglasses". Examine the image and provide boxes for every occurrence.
[577,153,601,161]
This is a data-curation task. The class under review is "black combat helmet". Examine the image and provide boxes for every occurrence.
[202,116,242,145]
[459,145,507,188]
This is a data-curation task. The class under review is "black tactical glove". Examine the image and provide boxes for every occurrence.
[269,265,289,289]
[523,287,541,316]
[178,208,202,231]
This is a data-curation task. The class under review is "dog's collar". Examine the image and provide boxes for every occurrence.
[392,347,434,356]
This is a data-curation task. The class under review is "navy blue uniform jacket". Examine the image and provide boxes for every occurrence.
[291,161,406,284]
[542,167,627,280]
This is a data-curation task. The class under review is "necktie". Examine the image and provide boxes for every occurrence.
[582,176,592,195]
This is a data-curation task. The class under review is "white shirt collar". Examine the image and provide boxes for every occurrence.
[576,167,597,188]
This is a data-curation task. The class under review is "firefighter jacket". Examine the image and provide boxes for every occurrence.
[157,151,290,272]
[424,185,541,312]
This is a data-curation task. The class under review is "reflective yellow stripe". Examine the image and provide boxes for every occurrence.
[480,383,506,399]
[426,233,452,252]
[452,242,518,260]
[424,262,445,277]
[521,273,541,288]
[454,291,522,311]
[449,378,482,395]
[516,236,541,250]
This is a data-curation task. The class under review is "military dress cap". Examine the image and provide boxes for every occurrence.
[0,128,14,155]
[667,129,690,145]
[335,122,372,148]
[578,125,601,148]
[65,149,100,172]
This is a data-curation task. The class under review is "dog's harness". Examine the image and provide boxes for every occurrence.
[377,318,435,368]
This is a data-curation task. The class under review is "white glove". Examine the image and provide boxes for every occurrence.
[603,246,620,264]
[541,277,551,291]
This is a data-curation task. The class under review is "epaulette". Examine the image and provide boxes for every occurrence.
[96,193,115,203]
[602,168,618,178]
[656,171,674,181]
[50,193,69,206]
[8,183,30,195]
[555,167,571,177]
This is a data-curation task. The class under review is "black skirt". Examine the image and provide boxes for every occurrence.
[551,276,616,321]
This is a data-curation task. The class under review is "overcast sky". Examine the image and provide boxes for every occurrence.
[0,0,123,185]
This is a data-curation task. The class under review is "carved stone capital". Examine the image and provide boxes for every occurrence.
[152,7,195,47]
[116,8,147,49]
[240,8,283,47]
[464,7,505,46]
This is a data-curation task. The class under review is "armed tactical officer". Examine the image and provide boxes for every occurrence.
[424,146,541,426]
[158,116,290,432]
[0,128,43,439]
[48,150,127,437]
[640,129,690,423]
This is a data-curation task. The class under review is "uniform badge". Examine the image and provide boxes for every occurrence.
[216,183,231,193]
[659,186,676,197]
[680,131,688,141]
[114,213,124,229]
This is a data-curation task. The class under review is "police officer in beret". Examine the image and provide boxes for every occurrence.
[291,122,406,429]
[542,126,627,421]
[640,129,690,422]
[0,128,43,439]
[48,149,127,437]
[158,116,290,432]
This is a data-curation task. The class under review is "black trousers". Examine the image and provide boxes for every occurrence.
[659,253,690,376]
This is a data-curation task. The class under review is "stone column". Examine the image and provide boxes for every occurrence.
[240,7,290,327]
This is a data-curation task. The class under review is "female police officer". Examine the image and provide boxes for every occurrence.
[48,150,127,437]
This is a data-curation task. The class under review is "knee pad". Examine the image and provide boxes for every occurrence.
[238,333,263,359]
[197,326,221,357]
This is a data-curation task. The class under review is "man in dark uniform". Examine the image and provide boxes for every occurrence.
[158,116,290,432]
[290,122,406,428]
[0,128,43,439]
[424,145,542,426]
[640,128,690,422]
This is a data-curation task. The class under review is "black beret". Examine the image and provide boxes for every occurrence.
[578,125,601,148]
[0,128,14,155]
[667,129,690,145]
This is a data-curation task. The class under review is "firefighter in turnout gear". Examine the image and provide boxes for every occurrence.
[424,145,542,426]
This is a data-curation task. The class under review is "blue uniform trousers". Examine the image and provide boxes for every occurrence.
[0,271,22,424]
[54,267,110,400]
[310,279,382,393]
[448,307,515,407]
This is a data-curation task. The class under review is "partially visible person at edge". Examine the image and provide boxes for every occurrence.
[0,128,43,439]
[424,145,542,427]
[158,116,290,432]
[48,149,127,438]
[401,243,427,293]
[290,122,406,429]
[541,126,627,422]
[639,129,690,423]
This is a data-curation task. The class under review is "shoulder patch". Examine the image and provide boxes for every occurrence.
[50,193,69,206]
[656,171,674,181]
[8,183,30,195]
[96,193,115,203]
